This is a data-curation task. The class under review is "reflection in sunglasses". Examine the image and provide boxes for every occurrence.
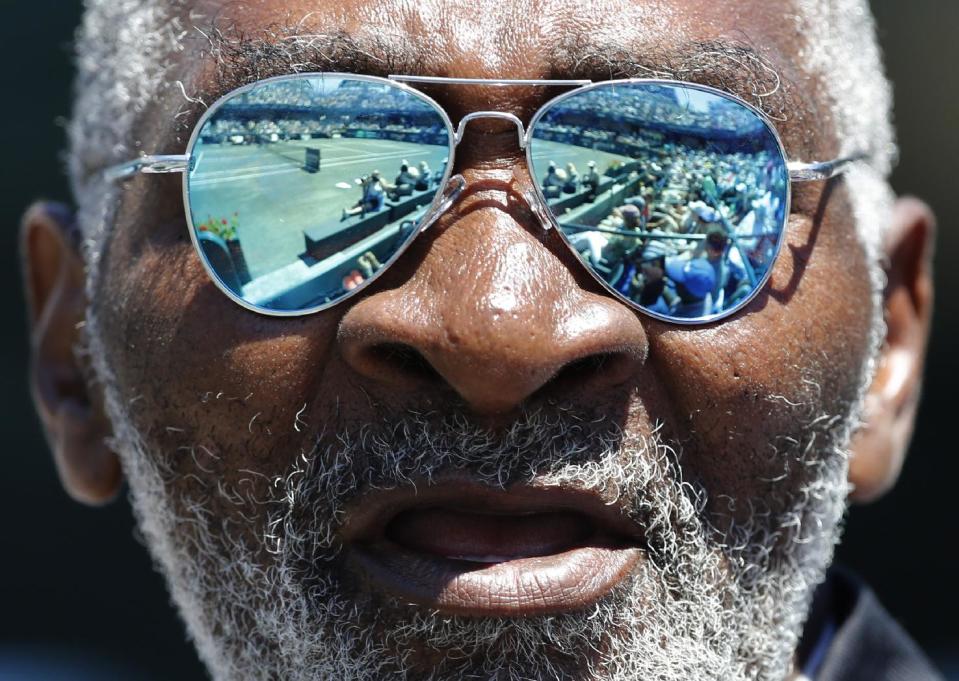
[529,82,788,321]
[184,76,787,322]
[187,76,451,312]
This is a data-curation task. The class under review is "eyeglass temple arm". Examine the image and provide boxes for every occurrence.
[105,154,190,183]
[787,152,868,182]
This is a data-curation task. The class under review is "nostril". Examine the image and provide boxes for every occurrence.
[541,351,638,397]
[367,343,442,382]
[555,353,612,382]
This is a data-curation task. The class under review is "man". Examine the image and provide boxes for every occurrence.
[583,159,602,200]
[416,161,432,191]
[700,225,751,311]
[684,200,724,233]
[342,169,390,220]
[393,159,421,197]
[601,203,643,232]
[596,203,645,266]
[543,160,569,198]
[19,1,940,680]
[664,255,717,319]
[628,240,679,316]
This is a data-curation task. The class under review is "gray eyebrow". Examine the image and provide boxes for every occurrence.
[199,25,425,94]
[114,22,838,184]
[206,23,773,86]
[192,23,805,134]
[548,38,798,123]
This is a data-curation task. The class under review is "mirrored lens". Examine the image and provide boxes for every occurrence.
[187,75,451,313]
[529,82,788,322]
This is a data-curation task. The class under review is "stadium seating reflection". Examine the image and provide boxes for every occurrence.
[534,85,786,319]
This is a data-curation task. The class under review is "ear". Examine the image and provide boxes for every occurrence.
[848,197,935,503]
[21,201,121,505]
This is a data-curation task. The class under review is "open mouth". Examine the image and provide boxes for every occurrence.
[342,481,646,616]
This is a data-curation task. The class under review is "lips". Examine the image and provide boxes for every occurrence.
[341,481,645,616]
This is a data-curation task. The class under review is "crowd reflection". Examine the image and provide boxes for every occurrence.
[533,83,788,319]
[201,78,447,146]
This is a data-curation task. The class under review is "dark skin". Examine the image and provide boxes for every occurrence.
[22,0,934,663]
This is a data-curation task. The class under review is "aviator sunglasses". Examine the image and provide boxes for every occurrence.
[108,73,863,324]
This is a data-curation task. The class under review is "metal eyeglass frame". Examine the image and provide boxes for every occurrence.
[106,72,865,324]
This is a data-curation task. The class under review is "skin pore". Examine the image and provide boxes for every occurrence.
[21,0,935,679]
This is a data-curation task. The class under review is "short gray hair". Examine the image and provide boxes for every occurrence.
[68,0,186,283]
[795,0,897,268]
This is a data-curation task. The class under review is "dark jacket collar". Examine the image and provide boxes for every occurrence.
[799,567,943,681]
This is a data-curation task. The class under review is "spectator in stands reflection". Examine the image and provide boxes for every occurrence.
[358,251,383,278]
[582,160,601,200]
[563,163,580,194]
[392,160,420,198]
[652,191,688,232]
[340,251,384,292]
[342,269,365,291]
[664,256,717,318]
[684,201,724,234]
[701,226,750,311]
[416,161,432,190]
[542,161,567,199]
[596,204,645,265]
[625,195,649,229]
[628,240,679,316]
[700,172,719,205]
[341,170,391,221]
[601,203,642,232]
[569,228,609,269]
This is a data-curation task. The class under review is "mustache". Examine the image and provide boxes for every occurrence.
[271,407,692,562]
[297,407,633,504]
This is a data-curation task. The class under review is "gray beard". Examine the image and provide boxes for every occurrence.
[104,396,852,681]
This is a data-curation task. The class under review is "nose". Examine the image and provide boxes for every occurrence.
[337,136,648,416]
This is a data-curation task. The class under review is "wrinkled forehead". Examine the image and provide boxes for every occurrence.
[153,0,825,158]
[189,0,800,59]
[182,0,805,86]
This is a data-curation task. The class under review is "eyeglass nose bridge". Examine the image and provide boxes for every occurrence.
[454,112,528,149]
[445,112,555,232]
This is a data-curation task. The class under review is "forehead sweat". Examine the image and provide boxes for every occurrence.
[59,1,909,680]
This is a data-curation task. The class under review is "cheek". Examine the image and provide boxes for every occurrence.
[95,191,343,480]
[648,199,874,506]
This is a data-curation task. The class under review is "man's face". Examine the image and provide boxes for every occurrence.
[641,260,664,282]
[706,238,727,260]
[86,0,878,679]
